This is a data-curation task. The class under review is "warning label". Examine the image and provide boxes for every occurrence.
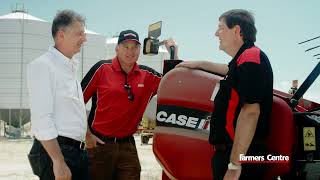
[303,127,316,151]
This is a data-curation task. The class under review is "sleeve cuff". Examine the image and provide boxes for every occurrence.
[33,129,58,141]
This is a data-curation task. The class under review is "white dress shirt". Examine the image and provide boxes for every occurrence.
[27,46,87,141]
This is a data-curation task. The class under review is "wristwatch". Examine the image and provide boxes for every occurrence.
[228,162,242,170]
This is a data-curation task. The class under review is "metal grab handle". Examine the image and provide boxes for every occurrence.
[170,46,175,60]
[290,61,320,108]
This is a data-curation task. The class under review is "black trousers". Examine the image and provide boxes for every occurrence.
[212,143,267,180]
[28,138,89,180]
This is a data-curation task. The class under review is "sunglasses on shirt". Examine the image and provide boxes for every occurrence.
[124,84,134,101]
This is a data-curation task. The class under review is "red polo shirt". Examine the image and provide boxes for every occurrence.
[81,57,161,137]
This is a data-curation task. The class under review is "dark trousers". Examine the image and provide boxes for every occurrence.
[212,143,267,180]
[28,138,89,180]
[87,138,141,180]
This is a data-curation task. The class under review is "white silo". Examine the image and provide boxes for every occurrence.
[77,29,107,78]
[105,36,169,73]
[0,10,52,134]
[0,10,107,137]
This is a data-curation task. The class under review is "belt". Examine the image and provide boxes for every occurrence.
[214,144,227,151]
[57,136,86,150]
[252,137,266,144]
[96,134,133,143]
[213,143,234,151]
[214,140,266,152]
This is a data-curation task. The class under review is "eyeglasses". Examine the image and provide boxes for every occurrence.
[124,84,134,101]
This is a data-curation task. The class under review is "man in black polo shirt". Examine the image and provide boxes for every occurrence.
[176,9,273,179]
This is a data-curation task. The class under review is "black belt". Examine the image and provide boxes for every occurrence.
[96,134,133,143]
[213,143,233,151]
[57,136,86,150]
[214,140,266,151]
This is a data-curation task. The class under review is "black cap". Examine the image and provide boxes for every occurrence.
[117,30,141,45]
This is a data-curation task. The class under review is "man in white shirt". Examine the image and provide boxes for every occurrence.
[27,10,88,180]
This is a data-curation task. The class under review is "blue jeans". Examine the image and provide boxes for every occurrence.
[28,138,89,180]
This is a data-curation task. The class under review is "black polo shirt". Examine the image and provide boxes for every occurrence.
[209,42,273,145]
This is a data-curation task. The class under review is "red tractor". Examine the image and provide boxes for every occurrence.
[143,22,320,179]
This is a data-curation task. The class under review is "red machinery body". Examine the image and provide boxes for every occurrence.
[153,68,298,179]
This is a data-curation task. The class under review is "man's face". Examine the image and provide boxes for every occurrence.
[61,21,87,56]
[214,19,236,53]
[116,40,141,65]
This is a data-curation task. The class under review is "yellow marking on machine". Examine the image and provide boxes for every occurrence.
[303,127,316,151]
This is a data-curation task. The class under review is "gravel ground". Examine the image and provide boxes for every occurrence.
[0,135,162,180]
[1,135,319,180]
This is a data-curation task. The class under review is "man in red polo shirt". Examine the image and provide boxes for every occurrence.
[81,30,177,180]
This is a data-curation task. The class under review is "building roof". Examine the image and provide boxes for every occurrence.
[106,37,118,44]
[0,11,101,35]
[0,11,47,22]
[85,29,99,35]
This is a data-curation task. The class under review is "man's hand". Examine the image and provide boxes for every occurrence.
[53,159,72,180]
[164,38,179,59]
[39,139,72,180]
[85,133,104,149]
[223,169,241,180]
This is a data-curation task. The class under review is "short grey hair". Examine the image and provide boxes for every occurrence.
[51,9,85,38]
[219,9,257,43]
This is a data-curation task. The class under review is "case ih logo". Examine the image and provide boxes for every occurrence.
[156,105,212,131]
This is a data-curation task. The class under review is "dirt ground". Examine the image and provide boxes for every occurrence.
[2,135,319,180]
[0,135,162,180]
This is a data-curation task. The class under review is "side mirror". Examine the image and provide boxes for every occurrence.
[143,21,162,55]
[143,38,160,55]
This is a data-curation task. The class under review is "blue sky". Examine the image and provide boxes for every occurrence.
[1,0,319,103]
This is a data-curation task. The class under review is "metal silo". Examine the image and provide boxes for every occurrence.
[0,10,107,137]
[0,10,51,137]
